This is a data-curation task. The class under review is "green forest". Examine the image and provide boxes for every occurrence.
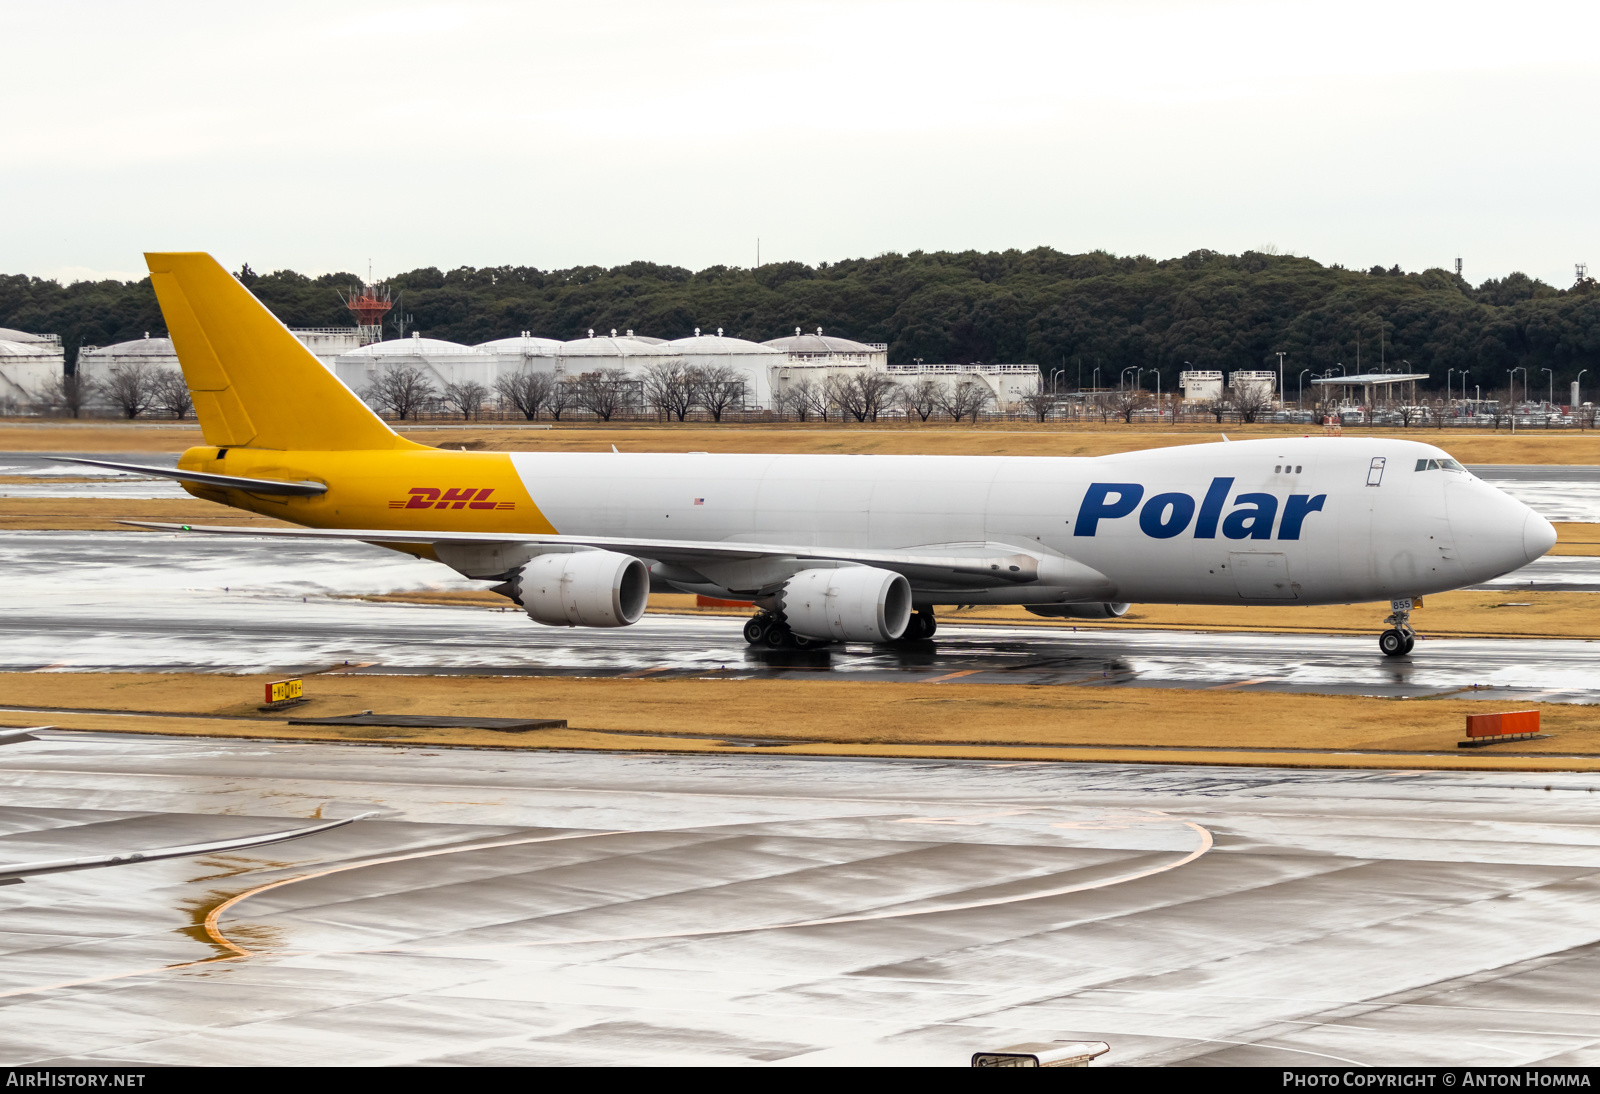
[3,247,1597,397]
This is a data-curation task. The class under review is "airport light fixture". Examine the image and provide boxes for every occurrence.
[1541,367,1554,408]
[1448,368,1457,402]
[1577,369,1589,408]
[1298,368,1311,410]
[1276,350,1286,405]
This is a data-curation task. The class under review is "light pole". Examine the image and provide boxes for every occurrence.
[1508,367,1526,433]
[1448,368,1457,403]
[1049,368,1064,394]
[1298,368,1311,410]
[1541,367,1554,409]
[1276,350,1286,409]
[1120,366,1137,391]
[1577,369,1589,409]
[1092,366,1100,391]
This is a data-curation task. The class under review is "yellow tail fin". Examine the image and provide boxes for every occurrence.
[145,252,419,451]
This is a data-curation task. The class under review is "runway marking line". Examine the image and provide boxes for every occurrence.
[1207,676,1279,691]
[923,669,983,684]
[204,828,630,956]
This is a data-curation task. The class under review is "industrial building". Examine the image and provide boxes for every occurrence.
[0,329,64,411]
[75,335,181,411]
[883,362,1041,410]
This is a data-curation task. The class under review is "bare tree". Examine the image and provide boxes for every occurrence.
[105,363,159,419]
[574,368,635,421]
[898,378,939,422]
[1106,387,1151,424]
[1579,402,1597,431]
[149,368,190,420]
[1224,384,1273,424]
[1394,402,1424,428]
[690,364,746,422]
[852,371,899,422]
[780,376,825,422]
[821,374,856,421]
[1427,398,1450,430]
[361,363,436,420]
[35,372,95,419]
[150,367,194,419]
[494,368,556,420]
[935,378,993,423]
[546,375,578,421]
[642,362,695,421]
[1017,376,1056,422]
[441,379,489,420]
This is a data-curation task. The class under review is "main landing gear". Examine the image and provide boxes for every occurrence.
[741,609,937,648]
[742,612,825,650]
[898,609,937,643]
[1379,598,1416,658]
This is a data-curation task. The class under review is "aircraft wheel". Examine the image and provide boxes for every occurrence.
[1401,633,1416,655]
[791,631,825,650]
[742,616,770,645]
[1379,629,1408,657]
[921,612,937,638]
[765,622,795,649]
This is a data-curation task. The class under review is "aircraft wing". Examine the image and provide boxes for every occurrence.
[0,814,369,885]
[119,520,1116,593]
[51,456,328,496]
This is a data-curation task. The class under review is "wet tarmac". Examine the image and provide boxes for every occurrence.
[4,531,1596,704]
[0,732,1595,1066]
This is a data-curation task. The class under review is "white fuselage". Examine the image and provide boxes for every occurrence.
[506,437,1553,607]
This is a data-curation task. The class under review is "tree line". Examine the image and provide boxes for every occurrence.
[5,248,1600,399]
[362,362,1000,423]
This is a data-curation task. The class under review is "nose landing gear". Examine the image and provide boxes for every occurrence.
[1379,598,1416,657]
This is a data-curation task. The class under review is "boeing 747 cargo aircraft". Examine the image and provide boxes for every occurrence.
[67,253,1556,658]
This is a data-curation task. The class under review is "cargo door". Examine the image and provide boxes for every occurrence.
[1229,551,1297,599]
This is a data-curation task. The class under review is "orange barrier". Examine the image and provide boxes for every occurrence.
[1460,710,1542,748]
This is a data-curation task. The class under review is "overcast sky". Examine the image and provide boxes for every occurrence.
[3,0,1596,286]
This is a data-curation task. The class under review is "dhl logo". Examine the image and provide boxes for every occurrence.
[389,488,515,510]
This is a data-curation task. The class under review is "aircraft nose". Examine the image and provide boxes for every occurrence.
[1523,510,1557,562]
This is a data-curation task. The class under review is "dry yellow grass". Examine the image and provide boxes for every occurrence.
[4,418,1599,463]
[3,672,1595,772]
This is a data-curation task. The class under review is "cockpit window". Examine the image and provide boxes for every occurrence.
[1415,458,1466,472]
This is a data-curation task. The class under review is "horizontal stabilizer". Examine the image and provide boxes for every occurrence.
[51,456,327,496]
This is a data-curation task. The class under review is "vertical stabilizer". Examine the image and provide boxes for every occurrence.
[144,252,418,451]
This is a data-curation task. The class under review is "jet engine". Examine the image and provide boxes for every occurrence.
[780,566,911,642]
[516,550,650,627]
[1025,602,1131,620]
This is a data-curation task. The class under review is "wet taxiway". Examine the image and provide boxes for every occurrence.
[4,531,1596,703]
[0,732,1596,1066]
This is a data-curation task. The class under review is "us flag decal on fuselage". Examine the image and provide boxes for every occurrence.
[389,488,514,510]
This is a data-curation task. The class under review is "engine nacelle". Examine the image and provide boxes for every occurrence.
[781,566,911,642]
[1025,602,1131,620]
[516,550,649,627]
